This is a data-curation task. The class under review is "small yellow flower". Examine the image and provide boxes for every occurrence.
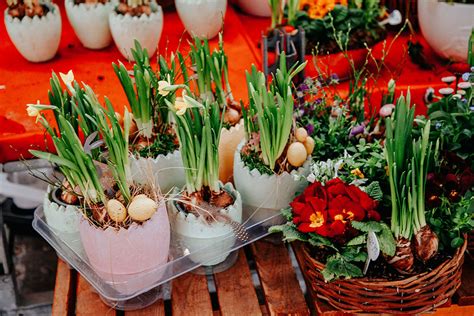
[309,212,325,228]
[351,168,365,179]
[158,80,171,96]
[59,70,75,94]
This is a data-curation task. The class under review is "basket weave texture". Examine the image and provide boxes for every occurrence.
[298,238,467,314]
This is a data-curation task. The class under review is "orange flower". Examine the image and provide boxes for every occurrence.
[300,0,348,19]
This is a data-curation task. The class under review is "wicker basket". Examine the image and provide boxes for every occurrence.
[297,238,467,314]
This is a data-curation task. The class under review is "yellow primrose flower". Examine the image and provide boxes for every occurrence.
[351,168,365,179]
[158,80,171,96]
[59,70,75,94]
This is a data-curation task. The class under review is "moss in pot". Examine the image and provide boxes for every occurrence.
[113,41,186,194]
[166,94,244,267]
[184,36,245,183]
[234,54,310,225]
[4,0,61,62]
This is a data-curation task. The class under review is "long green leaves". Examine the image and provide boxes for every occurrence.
[384,92,435,239]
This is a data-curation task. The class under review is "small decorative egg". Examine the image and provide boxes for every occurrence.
[303,137,315,155]
[287,142,307,168]
[295,127,308,142]
[106,199,127,223]
[128,195,157,222]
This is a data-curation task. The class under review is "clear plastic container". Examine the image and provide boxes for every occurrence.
[32,206,282,310]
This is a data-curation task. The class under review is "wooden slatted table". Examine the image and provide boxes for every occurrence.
[52,240,474,315]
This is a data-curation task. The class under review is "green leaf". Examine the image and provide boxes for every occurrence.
[365,181,383,201]
[342,246,367,262]
[308,233,337,250]
[322,254,363,282]
[451,237,464,249]
[347,234,366,246]
[377,224,396,257]
[281,207,293,221]
[268,224,307,242]
[351,221,383,233]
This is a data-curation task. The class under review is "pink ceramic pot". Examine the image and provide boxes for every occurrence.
[79,202,170,295]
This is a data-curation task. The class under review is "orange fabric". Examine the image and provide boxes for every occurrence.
[0,2,259,163]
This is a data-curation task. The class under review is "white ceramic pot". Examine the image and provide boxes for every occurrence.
[43,186,80,234]
[65,0,115,49]
[218,120,245,183]
[233,141,310,224]
[4,3,61,62]
[175,0,226,39]
[109,1,163,61]
[418,0,474,62]
[168,182,242,266]
[236,0,271,17]
[130,150,186,195]
[79,201,170,295]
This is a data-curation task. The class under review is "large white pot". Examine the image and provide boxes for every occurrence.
[4,3,61,62]
[236,0,271,17]
[43,186,80,234]
[218,120,245,183]
[175,0,226,39]
[130,150,186,195]
[233,141,310,224]
[418,0,474,62]
[109,2,163,61]
[65,0,115,49]
[168,182,242,266]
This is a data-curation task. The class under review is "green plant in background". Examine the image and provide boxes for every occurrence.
[167,96,223,195]
[269,0,285,29]
[243,53,306,171]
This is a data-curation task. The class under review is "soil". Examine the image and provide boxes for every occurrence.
[116,2,151,16]
[7,2,49,20]
[306,243,453,281]
[178,187,235,222]
[307,27,387,56]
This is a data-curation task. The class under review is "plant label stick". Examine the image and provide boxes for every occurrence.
[364,230,380,274]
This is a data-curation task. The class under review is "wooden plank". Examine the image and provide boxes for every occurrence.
[251,241,309,316]
[52,259,74,316]
[125,299,165,316]
[76,275,115,316]
[213,250,262,316]
[431,304,474,316]
[456,254,474,306]
[171,272,213,316]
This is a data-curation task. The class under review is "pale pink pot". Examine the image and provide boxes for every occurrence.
[79,202,170,295]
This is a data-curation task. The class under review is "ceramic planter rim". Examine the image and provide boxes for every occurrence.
[4,2,58,22]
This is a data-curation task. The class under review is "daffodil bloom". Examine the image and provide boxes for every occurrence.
[26,101,57,122]
[158,80,171,96]
[174,97,188,116]
[59,70,75,94]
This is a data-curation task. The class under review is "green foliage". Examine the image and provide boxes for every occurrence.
[321,251,364,281]
[346,138,386,180]
[240,148,274,176]
[351,221,396,256]
[428,195,474,252]
[365,181,383,201]
[135,132,178,158]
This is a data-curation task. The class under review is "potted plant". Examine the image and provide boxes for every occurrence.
[271,91,472,314]
[418,0,474,62]
[113,41,185,194]
[30,85,170,295]
[184,36,245,183]
[65,0,116,49]
[4,0,61,62]
[233,54,310,224]
[166,93,243,267]
[109,0,164,60]
[175,0,226,39]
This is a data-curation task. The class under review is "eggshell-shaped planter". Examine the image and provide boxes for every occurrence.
[109,2,163,61]
[168,182,242,266]
[233,141,310,225]
[43,186,80,234]
[79,202,170,295]
[418,0,474,62]
[175,0,227,39]
[65,0,115,49]
[218,120,245,183]
[130,150,185,195]
[236,0,271,17]
[4,3,61,62]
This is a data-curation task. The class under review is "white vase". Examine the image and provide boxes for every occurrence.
[65,0,115,49]
[418,0,474,62]
[43,186,80,234]
[168,182,242,266]
[109,1,163,61]
[218,120,245,183]
[130,150,186,195]
[233,141,310,224]
[175,0,226,39]
[4,3,61,62]
[236,0,271,17]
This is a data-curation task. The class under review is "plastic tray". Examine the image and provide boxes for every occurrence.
[32,205,282,309]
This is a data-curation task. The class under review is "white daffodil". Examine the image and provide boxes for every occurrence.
[59,70,75,94]
[158,80,171,96]
[26,101,57,122]
[175,97,188,116]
